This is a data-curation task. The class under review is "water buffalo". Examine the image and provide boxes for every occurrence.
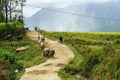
[43,49,50,57]
[41,37,45,42]
[25,27,29,30]
[49,50,55,58]
[43,49,55,58]
[4,34,12,40]
[40,42,45,51]
[16,35,23,40]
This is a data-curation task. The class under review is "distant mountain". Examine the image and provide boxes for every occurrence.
[25,1,120,31]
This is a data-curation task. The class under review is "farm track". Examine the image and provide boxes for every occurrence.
[20,30,74,80]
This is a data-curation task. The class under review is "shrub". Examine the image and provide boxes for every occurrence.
[0,49,25,80]
[0,21,25,40]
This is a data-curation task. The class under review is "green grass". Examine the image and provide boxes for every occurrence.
[58,68,78,80]
[0,21,25,39]
[58,44,83,79]
[0,49,25,80]
[0,21,47,79]
[39,30,120,80]
[0,36,47,79]
[16,72,24,80]
[0,37,46,68]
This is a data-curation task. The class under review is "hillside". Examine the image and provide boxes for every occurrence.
[39,30,120,80]
[25,1,120,31]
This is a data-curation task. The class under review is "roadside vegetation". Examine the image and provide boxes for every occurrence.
[39,30,120,80]
[0,21,25,39]
[0,0,47,79]
[0,24,46,79]
[0,21,46,80]
[0,1,47,80]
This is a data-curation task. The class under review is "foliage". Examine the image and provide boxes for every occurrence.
[0,21,25,40]
[0,11,4,22]
[0,37,46,79]
[0,49,24,80]
[0,37,46,68]
[0,0,26,20]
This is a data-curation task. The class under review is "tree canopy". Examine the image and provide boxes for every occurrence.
[0,0,26,22]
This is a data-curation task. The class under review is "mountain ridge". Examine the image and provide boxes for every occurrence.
[25,1,120,31]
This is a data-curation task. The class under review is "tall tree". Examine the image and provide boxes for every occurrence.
[0,0,5,22]
[0,0,26,22]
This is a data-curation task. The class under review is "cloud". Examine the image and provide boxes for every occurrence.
[23,0,111,18]
[26,0,110,4]
[23,6,41,18]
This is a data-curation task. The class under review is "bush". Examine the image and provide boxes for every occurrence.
[0,49,25,80]
[0,21,25,40]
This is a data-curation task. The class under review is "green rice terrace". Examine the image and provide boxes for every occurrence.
[39,30,120,80]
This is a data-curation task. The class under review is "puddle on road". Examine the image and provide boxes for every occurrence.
[56,63,65,67]
[27,70,47,75]
[44,63,53,66]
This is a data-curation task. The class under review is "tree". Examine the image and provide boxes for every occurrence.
[0,0,26,22]
[0,0,5,22]
[0,11,5,22]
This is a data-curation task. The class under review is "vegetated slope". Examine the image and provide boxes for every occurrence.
[0,21,25,39]
[0,49,24,80]
[25,1,120,31]
[0,28,46,79]
[39,30,120,80]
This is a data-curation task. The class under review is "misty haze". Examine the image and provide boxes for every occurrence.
[25,1,120,31]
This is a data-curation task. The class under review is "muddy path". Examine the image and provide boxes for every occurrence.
[20,31,74,80]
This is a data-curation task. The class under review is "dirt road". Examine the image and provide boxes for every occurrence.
[20,31,74,80]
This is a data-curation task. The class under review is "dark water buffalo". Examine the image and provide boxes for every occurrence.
[49,50,55,58]
[4,34,12,40]
[34,26,37,31]
[43,49,50,57]
[41,37,45,42]
[16,35,23,40]
[43,49,55,58]
[40,42,45,51]
[25,27,29,30]
[4,34,13,46]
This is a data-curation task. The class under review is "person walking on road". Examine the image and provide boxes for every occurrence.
[59,36,63,43]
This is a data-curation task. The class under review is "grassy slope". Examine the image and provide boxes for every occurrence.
[0,21,25,39]
[0,36,47,80]
[0,22,46,79]
[0,37,46,68]
[0,22,46,68]
[39,30,120,80]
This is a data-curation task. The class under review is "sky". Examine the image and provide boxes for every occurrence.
[23,0,113,18]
